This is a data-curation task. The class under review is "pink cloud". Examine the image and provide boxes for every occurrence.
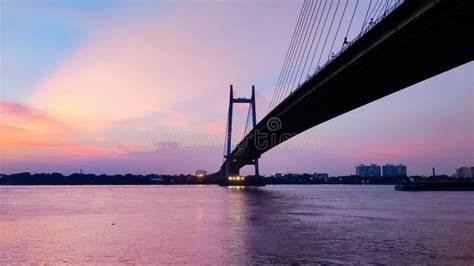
[201,121,225,135]
[17,141,137,155]
[0,100,65,126]
[0,100,72,146]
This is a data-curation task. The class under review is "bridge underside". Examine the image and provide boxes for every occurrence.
[218,0,473,178]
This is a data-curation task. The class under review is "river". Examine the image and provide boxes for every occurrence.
[1,185,473,264]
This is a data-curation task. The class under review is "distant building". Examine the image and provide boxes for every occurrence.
[195,170,207,176]
[356,164,381,177]
[382,164,407,177]
[455,167,474,178]
[195,170,207,181]
[271,173,287,180]
[149,175,164,184]
[313,173,329,179]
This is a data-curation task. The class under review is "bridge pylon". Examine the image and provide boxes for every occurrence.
[220,85,264,186]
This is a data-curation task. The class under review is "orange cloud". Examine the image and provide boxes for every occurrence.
[0,100,71,147]
[0,101,142,163]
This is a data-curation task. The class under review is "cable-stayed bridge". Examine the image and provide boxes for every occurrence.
[213,0,473,185]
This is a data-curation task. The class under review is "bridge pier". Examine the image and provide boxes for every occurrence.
[225,160,240,178]
[220,160,265,186]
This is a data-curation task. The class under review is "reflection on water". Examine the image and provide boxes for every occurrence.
[1,185,473,264]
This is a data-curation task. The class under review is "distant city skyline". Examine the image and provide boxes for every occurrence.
[1,0,473,176]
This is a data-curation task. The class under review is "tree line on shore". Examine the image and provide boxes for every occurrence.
[0,172,422,185]
[0,172,217,185]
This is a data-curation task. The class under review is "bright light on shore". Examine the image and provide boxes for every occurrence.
[228,176,245,181]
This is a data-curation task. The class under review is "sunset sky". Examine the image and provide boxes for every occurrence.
[1,0,473,176]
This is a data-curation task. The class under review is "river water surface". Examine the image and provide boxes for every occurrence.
[1,185,473,264]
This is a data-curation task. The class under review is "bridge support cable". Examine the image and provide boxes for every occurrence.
[296,0,324,88]
[222,113,228,164]
[225,85,234,164]
[371,0,386,23]
[288,0,322,94]
[283,0,320,98]
[363,0,383,31]
[361,0,373,33]
[307,0,334,77]
[377,0,391,19]
[327,0,348,62]
[367,0,382,26]
[275,0,316,110]
[378,0,391,18]
[305,0,329,77]
[299,0,327,83]
[342,0,359,49]
[269,0,308,113]
[383,0,391,16]
[243,100,252,138]
[368,0,382,19]
[237,105,245,150]
[315,0,341,72]
[269,0,405,114]
[271,0,311,112]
